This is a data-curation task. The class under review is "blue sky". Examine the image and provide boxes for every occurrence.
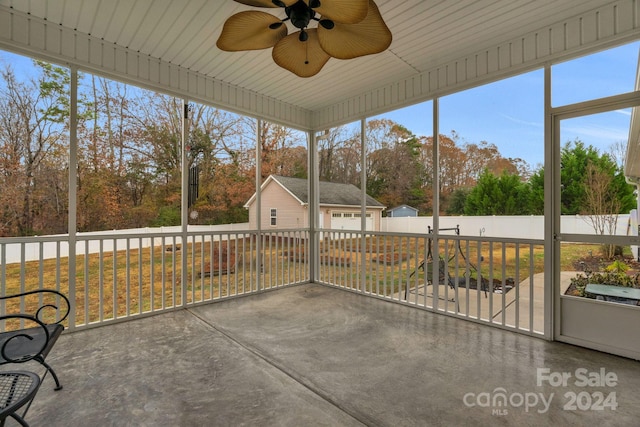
[1,40,639,170]
[374,40,640,169]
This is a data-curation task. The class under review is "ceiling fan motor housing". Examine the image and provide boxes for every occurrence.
[285,1,315,29]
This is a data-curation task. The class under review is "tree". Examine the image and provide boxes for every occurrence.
[446,188,471,215]
[0,61,70,236]
[417,132,528,214]
[365,120,424,209]
[529,139,635,216]
[318,126,349,182]
[583,162,623,258]
[464,170,531,215]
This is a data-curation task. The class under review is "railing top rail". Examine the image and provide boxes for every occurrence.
[328,230,544,245]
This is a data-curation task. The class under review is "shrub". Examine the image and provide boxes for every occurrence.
[604,259,628,274]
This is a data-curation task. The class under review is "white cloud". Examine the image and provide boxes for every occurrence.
[500,114,543,127]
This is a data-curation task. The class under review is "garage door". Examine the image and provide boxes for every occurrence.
[330,212,373,231]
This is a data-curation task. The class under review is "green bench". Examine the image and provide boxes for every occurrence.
[585,284,640,305]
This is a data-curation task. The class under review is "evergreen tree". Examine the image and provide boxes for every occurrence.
[529,139,635,215]
[464,170,531,215]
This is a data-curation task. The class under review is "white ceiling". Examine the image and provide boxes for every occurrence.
[0,0,637,129]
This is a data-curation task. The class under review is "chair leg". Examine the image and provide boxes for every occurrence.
[9,413,30,427]
[35,357,63,391]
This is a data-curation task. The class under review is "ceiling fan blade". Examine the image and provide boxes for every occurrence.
[233,0,297,7]
[272,29,330,77]
[217,11,288,51]
[313,0,369,24]
[317,0,391,59]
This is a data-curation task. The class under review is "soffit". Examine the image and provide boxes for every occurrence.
[0,0,636,129]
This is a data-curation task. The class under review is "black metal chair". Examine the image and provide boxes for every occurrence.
[0,290,70,391]
[0,371,41,427]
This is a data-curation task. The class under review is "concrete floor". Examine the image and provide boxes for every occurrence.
[16,283,640,426]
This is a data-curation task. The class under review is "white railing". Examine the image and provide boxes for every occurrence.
[317,229,545,336]
[1,226,545,336]
[0,228,309,331]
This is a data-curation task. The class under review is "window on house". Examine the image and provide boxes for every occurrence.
[343,213,353,218]
[332,213,342,218]
[270,208,277,226]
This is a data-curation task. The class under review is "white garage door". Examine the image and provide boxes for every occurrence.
[330,212,373,231]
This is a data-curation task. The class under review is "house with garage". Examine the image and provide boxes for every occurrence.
[245,175,385,231]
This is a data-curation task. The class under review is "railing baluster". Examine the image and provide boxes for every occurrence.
[529,243,535,332]
[99,239,104,322]
[138,237,143,315]
[126,239,131,317]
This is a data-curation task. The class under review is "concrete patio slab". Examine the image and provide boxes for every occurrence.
[20,283,640,426]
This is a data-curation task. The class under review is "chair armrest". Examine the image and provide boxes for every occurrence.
[0,314,50,363]
[0,289,70,325]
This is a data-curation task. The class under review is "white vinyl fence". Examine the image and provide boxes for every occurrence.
[2,214,635,265]
[381,214,633,239]
[0,223,250,264]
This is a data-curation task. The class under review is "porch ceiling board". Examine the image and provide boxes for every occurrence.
[0,0,638,130]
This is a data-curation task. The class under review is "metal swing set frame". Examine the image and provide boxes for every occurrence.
[405,225,489,301]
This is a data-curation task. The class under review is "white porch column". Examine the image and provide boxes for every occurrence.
[545,65,556,341]
[181,99,189,306]
[360,119,367,293]
[308,130,319,282]
[67,67,78,330]
[431,98,440,307]
[255,119,262,291]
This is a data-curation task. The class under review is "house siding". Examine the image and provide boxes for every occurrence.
[249,182,307,230]
[247,176,384,231]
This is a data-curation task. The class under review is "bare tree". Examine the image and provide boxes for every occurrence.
[0,62,69,236]
[582,162,622,258]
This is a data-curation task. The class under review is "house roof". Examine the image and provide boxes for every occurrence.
[388,205,419,213]
[0,2,634,131]
[245,175,385,209]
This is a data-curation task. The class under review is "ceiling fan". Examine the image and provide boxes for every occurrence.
[216,0,392,78]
